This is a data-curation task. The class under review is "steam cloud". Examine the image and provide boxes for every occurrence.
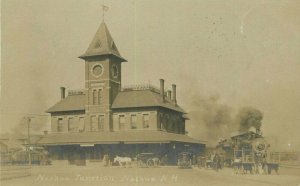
[188,94,263,146]
[235,107,263,132]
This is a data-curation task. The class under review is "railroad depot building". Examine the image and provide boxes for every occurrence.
[38,20,206,165]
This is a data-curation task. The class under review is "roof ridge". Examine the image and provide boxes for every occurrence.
[149,89,161,105]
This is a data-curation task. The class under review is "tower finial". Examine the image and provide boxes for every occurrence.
[102,1,109,21]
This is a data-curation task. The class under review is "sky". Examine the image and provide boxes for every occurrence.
[1,0,300,150]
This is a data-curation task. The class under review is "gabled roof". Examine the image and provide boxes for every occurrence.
[37,130,206,145]
[111,90,186,113]
[46,94,85,113]
[79,21,127,62]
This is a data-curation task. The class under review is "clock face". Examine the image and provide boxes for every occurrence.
[111,64,118,79]
[92,64,103,77]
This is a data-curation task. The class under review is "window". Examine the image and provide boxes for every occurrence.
[143,114,149,128]
[165,115,169,131]
[68,117,77,132]
[119,115,125,130]
[131,115,137,129]
[92,64,103,77]
[78,117,85,132]
[98,115,104,131]
[57,118,63,132]
[93,89,97,105]
[98,89,103,104]
[159,114,164,130]
[91,116,98,131]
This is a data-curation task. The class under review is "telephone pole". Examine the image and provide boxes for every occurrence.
[25,116,34,166]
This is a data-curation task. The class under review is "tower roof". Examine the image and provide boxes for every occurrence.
[79,21,127,62]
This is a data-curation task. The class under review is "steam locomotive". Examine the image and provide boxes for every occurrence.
[216,127,279,174]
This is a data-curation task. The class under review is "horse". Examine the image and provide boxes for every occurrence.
[113,156,132,167]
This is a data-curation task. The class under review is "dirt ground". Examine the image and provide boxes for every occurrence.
[1,165,300,186]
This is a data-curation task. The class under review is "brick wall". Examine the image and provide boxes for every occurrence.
[50,111,85,133]
[112,109,157,131]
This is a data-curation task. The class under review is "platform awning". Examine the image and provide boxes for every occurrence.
[36,130,206,146]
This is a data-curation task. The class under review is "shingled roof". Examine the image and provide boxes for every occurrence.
[79,21,127,62]
[112,90,186,113]
[47,89,185,113]
[46,94,85,113]
[37,130,206,145]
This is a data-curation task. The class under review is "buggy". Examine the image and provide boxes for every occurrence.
[136,153,160,168]
[177,152,192,169]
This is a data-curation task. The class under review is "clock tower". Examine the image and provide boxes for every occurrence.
[79,21,127,131]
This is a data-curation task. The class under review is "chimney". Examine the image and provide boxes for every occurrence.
[167,90,172,100]
[60,87,66,99]
[160,79,165,102]
[172,84,177,105]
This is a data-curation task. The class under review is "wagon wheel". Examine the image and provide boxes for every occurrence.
[147,159,154,167]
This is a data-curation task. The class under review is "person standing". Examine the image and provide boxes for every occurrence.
[213,153,221,172]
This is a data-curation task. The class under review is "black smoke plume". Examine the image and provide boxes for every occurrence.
[235,107,263,132]
[187,92,264,145]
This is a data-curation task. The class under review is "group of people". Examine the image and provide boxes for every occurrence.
[102,152,225,170]
[195,152,224,171]
[212,153,223,171]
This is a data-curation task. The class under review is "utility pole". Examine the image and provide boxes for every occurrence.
[26,116,34,167]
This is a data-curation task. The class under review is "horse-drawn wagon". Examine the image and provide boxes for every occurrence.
[136,153,160,168]
[177,152,192,169]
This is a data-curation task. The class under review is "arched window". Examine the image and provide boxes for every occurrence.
[93,89,97,105]
[98,89,103,104]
